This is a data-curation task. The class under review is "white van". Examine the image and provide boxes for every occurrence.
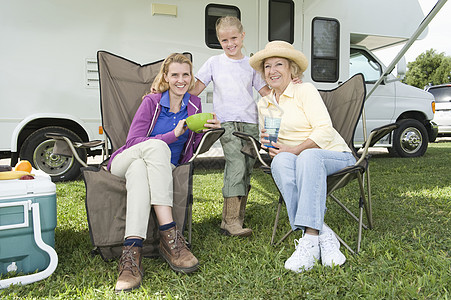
[425,83,451,136]
[350,45,437,157]
[0,0,438,180]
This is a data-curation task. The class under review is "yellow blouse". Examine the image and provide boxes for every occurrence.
[257,82,351,153]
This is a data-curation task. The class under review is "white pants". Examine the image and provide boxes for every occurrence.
[110,139,174,239]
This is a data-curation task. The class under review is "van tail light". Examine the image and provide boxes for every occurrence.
[432,101,436,114]
[99,126,104,134]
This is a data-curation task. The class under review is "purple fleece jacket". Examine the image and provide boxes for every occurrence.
[107,93,203,170]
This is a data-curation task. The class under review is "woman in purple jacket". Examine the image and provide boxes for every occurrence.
[108,53,220,293]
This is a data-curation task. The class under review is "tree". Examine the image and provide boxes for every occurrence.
[403,49,451,88]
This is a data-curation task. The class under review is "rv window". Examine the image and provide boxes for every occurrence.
[268,0,294,43]
[349,48,381,84]
[311,18,339,82]
[205,4,241,49]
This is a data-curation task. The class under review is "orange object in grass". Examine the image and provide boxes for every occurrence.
[15,160,32,173]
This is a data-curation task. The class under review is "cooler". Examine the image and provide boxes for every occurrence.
[0,171,58,289]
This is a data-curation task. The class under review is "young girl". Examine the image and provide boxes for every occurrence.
[190,16,270,237]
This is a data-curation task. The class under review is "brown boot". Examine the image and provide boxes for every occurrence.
[238,185,252,228]
[238,195,248,228]
[221,197,253,237]
[159,227,199,273]
[114,244,143,293]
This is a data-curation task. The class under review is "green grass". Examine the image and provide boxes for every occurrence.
[1,142,450,299]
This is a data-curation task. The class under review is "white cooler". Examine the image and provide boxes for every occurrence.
[0,171,58,289]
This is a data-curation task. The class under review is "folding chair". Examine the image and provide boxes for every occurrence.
[47,51,224,260]
[233,73,398,254]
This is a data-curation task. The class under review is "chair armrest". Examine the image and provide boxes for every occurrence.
[232,131,261,147]
[189,128,225,162]
[45,133,104,149]
[44,133,90,168]
[329,164,365,178]
[355,123,399,166]
[367,123,399,147]
[326,164,366,193]
[232,131,270,168]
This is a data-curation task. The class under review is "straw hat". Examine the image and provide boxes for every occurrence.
[249,41,308,73]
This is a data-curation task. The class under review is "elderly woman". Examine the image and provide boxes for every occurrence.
[108,53,220,292]
[249,41,355,273]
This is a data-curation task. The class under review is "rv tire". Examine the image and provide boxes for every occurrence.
[20,126,87,182]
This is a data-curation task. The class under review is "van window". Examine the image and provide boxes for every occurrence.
[427,85,451,103]
[268,0,294,43]
[205,4,241,49]
[350,48,382,84]
[311,18,339,82]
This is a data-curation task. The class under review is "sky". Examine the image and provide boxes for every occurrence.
[375,0,451,66]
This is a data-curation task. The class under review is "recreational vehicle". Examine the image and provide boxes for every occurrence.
[0,0,438,181]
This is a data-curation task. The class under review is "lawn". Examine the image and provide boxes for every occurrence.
[1,142,450,299]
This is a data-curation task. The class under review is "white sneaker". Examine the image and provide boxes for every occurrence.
[319,223,346,267]
[284,235,320,273]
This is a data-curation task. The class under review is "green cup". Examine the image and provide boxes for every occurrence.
[186,113,213,133]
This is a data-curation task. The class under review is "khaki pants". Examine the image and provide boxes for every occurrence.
[110,139,174,239]
[220,122,259,198]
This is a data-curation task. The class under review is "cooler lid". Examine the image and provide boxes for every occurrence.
[0,170,56,198]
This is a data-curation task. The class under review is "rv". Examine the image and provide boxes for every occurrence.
[0,0,437,181]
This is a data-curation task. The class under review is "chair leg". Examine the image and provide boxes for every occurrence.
[275,229,293,246]
[330,194,368,230]
[357,175,373,230]
[271,198,283,245]
[334,231,355,255]
[356,174,374,253]
[271,195,294,246]
[357,197,364,253]
[329,173,373,254]
[187,203,192,245]
[365,169,374,228]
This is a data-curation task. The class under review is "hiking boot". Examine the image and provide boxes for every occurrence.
[284,235,320,273]
[220,197,252,237]
[115,244,143,293]
[319,223,346,267]
[159,227,199,273]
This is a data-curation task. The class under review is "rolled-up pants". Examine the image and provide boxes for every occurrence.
[220,122,259,198]
[110,139,174,239]
[271,149,356,232]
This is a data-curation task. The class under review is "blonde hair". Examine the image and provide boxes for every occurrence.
[215,15,243,38]
[150,53,195,94]
[288,59,303,79]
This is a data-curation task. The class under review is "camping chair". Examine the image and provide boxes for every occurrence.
[233,73,398,254]
[47,51,224,260]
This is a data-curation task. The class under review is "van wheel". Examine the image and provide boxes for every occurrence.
[390,119,428,158]
[20,126,87,182]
